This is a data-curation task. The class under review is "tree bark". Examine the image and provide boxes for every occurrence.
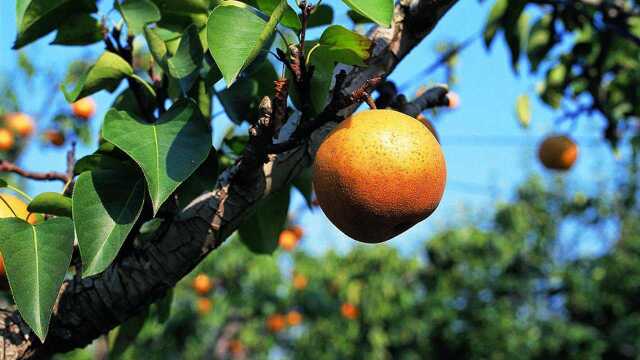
[0,0,458,358]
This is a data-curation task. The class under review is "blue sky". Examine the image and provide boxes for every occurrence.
[0,0,619,256]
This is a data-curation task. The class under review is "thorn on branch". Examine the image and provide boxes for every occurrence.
[273,79,289,133]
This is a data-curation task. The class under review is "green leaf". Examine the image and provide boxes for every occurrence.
[110,307,150,359]
[527,15,553,72]
[207,0,286,85]
[153,289,174,323]
[0,217,74,341]
[308,4,334,28]
[341,0,393,27]
[483,0,508,48]
[74,154,128,175]
[292,167,313,208]
[51,14,102,46]
[167,24,204,93]
[238,187,290,254]
[176,149,218,209]
[515,94,531,128]
[73,168,145,277]
[27,192,72,218]
[13,0,97,49]
[102,101,211,213]
[347,9,372,24]
[62,52,134,103]
[116,0,162,35]
[317,25,372,66]
[144,26,169,70]
[256,0,301,31]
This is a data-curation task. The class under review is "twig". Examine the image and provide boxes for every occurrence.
[0,160,69,183]
[398,84,449,117]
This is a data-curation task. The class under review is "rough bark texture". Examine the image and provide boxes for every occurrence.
[0,0,458,358]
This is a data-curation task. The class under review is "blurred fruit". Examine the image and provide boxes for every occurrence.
[292,273,308,290]
[416,114,439,142]
[278,229,298,251]
[71,97,96,120]
[538,135,579,171]
[0,193,38,224]
[44,130,65,146]
[196,298,213,315]
[266,314,286,332]
[290,225,304,239]
[313,109,446,243]
[4,112,35,137]
[286,310,303,326]
[227,340,245,358]
[0,128,15,151]
[192,273,213,296]
[341,303,359,320]
[447,92,460,109]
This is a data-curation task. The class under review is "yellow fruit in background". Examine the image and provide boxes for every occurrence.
[538,135,579,171]
[71,97,96,120]
[278,229,298,251]
[0,128,15,151]
[313,110,446,243]
[4,112,35,137]
[44,130,65,147]
[286,310,303,326]
[0,193,37,224]
[196,298,213,315]
[292,273,308,290]
[192,273,213,296]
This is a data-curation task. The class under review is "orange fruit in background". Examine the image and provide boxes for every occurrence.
[44,130,65,146]
[278,229,298,251]
[227,340,245,357]
[192,273,213,296]
[416,114,439,142]
[286,310,303,326]
[266,314,286,333]
[313,109,446,243]
[290,225,304,239]
[0,128,15,151]
[292,273,308,290]
[71,97,96,120]
[196,298,213,315]
[4,112,35,137]
[447,92,460,109]
[538,135,579,171]
[341,303,359,320]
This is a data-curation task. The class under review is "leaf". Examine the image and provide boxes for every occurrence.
[13,0,97,49]
[144,26,169,69]
[116,0,162,35]
[238,187,290,254]
[207,0,286,85]
[341,0,393,28]
[256,0,301,31]
[176,149,218,209]
[0,217,74,341]
[102,101,211,213]
[317,25,372,66]
[110,307,150,359]
[527,15,553,72]
[153,289,174,323]
[73,154,127,175]
[347,9,372,24]
[292,167,313,208]
[62,52,134,103]
[308,4,334,28]
[51,14,102,46]
[167,24,204,93]
[515,94,531,128]
[27,192,72,218]
[73,168,145,277]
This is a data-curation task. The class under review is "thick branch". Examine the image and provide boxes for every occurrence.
[0,1,459,358]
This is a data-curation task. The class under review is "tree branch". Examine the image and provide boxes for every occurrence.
[0,1,460,358]
[0,160,69,183]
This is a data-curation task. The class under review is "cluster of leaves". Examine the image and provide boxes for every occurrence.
[3,0,395,343]
[59,156,640,359]
[484,0,640,145]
